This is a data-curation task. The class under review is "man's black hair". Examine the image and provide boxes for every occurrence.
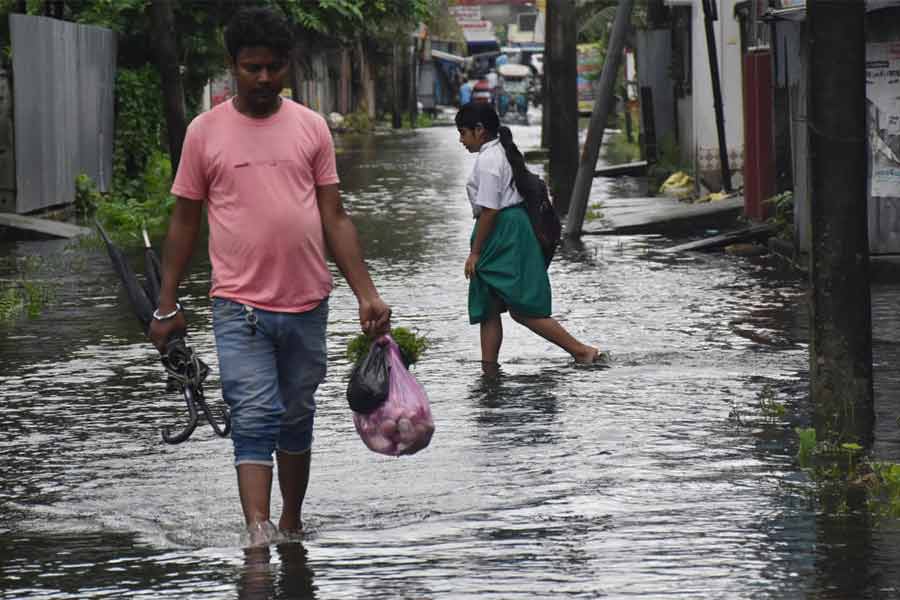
[225,6,294,61]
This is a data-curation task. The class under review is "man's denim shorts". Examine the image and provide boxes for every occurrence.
[212,296,328,467]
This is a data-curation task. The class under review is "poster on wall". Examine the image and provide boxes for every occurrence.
[576,43,603,115]
[866,42,900,198]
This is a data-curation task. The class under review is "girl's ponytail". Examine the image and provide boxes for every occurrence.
[497,126,529,190]
[455,103,532,190]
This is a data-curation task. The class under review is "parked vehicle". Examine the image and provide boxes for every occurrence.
[497,63,531,121]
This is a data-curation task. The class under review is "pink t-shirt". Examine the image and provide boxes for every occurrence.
[172,99,339,312]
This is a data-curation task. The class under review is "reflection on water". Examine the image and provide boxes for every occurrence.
[2,123,900,598]
[238,543,316,600]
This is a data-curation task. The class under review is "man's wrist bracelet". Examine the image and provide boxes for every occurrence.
[152,302,182,321]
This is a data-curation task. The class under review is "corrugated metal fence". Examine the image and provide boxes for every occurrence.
[10,15,115,214]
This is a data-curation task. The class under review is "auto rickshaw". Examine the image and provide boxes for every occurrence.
[496,64,531,121]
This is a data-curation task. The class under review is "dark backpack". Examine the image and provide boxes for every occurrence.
[513,170,562,266]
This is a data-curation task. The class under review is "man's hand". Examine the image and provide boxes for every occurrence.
[359,295,391,337]
[464,252,479,279]
[148,311,187,352]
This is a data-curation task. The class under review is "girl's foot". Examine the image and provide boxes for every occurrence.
[480,360,500,377]
[575,347,609,365]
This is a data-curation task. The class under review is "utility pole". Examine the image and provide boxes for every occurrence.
[392,42,403,129]
[410,36,423,129]
[149,0,187,171]
[701,0,733,193]
[566,0,634,238]
[808,0,873,445]
[541,1,553,149]
[546,0,578,215]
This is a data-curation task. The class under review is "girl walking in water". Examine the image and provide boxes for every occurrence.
[456,102,606,371]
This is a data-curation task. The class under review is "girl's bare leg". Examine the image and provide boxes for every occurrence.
[510,313,600,363]
[480,312,503,369]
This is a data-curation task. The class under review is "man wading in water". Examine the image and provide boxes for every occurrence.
[149,7,391,545]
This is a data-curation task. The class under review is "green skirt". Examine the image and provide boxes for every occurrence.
[468,205,552,324]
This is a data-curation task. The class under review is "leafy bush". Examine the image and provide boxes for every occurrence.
[77,150,175,243]
[75,66,174,242]
[765,191,794,241]
[343,109,373,133]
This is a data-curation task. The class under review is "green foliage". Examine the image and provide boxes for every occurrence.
[346,326,430,365]
[603,114,641,165]
[796,426,817,467]
[0,256,55,324]
[868,462,900,518]
[74,173,103,218]
[577,1,648,44]
[585,204,604,221]
[342,109,374,132]
[793,429,900,518]
[758,386,787,422]
[79,150,175,242]
[76,65,174,241]
[403,111,434,128]
[765,191,794,241]
[113,66,164,189]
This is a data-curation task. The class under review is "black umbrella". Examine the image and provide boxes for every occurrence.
[96,221,230,444]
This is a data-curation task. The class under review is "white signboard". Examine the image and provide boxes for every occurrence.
[450,6,481,23]
[866,42,900,197]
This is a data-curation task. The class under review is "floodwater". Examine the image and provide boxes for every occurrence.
[3,122,900,599]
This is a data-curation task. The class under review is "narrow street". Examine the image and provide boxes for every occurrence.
[2,123,899,598]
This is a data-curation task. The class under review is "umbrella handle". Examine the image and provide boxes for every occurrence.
[193,385,232,438]
[161,384,199,444]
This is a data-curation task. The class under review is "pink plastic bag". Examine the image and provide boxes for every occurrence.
[352,335,434,456]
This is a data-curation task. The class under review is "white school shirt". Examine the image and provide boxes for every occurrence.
[466,138,524,218]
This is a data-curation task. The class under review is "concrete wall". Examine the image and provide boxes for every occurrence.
[10,15,115,214]
[690,0,745,191]
[0,68,16,214]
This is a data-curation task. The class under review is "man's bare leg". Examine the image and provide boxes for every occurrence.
[510,313,600,363]
[237,464,275,544]
[276,449,311,533]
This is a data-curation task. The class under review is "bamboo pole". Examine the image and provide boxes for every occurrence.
[565,0,634,238]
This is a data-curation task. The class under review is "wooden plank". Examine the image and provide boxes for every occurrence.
[583,196,745,235]
[593,160,649,178]
[0,212,92,238]
[661,223,778,253]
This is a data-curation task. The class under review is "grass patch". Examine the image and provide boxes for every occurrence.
[603,114,642,165]
[585,204,604,221]
[0,256,56,324]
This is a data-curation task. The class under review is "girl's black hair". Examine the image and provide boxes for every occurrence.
[225,7,294,61]
[455,102,530,188]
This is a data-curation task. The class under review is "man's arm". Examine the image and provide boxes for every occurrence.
[148,197,204,350]
[316,183,391,335]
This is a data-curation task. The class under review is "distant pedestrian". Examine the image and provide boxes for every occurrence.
[455,102,606,371]
[472,76,492,105]
[459,78,473,106]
